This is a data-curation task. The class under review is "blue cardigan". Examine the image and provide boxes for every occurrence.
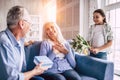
[39,40,76,73]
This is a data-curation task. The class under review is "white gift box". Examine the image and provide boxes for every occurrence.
[34,56,53,68]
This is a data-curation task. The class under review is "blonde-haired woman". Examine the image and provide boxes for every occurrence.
[39,22,81,80]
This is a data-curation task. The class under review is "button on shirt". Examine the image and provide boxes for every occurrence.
[17,40,24,71]
[0,28,26,80]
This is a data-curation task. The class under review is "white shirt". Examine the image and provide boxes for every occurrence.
[92,25,106,52]
[18,41,24,71]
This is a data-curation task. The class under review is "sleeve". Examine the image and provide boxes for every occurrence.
[107,25,113,41]
[65,42,76,68]
[0,43,24,80]
[39,41,56,61]
[39,41,48,56]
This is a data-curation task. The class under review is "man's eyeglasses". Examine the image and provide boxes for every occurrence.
[23,20,33,27]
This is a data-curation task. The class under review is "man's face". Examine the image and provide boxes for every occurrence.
[22,20,31,36]
[21,9,32,37]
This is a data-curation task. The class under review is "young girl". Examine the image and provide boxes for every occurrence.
[87,9,113,60]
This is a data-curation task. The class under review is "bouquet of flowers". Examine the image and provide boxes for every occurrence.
[70,34,90,55]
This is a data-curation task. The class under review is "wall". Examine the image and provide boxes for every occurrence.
[88,0,98,26]
[0,0,43,30]
[79,0,89,39]
[0,0,55,41]
[0,0,91,41]
[56,0,80,40]
[56,0,90,40]
[42,0,56,22]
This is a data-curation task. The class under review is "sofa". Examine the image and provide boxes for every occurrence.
[24,41,114,80]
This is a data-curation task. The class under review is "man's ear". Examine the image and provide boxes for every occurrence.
[18,20,24,29]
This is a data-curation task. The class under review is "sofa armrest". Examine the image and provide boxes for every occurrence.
[75,54,114,80]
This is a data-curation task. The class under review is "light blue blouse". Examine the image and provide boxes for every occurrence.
[39,40,76,73]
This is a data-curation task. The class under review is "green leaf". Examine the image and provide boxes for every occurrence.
[70,34,90,55]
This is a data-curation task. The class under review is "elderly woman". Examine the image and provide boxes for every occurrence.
[39,22,81,80]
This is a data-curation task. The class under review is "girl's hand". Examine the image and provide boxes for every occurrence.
[90,47,100,54]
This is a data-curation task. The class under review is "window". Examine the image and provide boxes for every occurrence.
[104,0,120,76]
[106,0,120,5]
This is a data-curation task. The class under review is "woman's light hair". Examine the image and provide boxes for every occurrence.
[42,22,66,43]
[7,5,31,29]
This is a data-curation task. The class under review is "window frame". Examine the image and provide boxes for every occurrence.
[102,0,120,76]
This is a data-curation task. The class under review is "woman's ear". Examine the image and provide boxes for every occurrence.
[18,20,24,29]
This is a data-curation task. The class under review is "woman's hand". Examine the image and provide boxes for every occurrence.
[24,40,34,46]
[53,43,69,55]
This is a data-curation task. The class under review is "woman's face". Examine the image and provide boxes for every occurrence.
[93,12,104,25]
[45,23,57,41]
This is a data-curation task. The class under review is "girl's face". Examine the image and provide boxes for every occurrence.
[93,12,105,25]
[45,23,57,41]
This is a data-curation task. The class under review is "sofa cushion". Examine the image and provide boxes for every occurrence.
[25,41,41,70]
[79,74,97,80]
[24,41,113,80]
[75,54,114,80]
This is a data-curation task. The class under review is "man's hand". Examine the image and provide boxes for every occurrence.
[32,63,48,76]
[24,63,48,80]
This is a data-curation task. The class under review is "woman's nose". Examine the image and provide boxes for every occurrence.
[49,28,53,32]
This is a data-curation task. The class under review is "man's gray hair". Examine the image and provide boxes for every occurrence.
[7,6,24,28]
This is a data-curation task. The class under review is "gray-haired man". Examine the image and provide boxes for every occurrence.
[0,6,47,80]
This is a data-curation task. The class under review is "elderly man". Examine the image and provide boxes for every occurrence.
[0,6,46,80]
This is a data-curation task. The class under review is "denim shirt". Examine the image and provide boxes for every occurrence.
[39,40,76,73]
[88,23,113,52]
[0,28,26,80]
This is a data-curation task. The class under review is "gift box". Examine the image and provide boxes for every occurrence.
[34,56,53,68]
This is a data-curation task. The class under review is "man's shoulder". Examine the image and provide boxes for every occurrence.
[0,31,6,41]
[0,30,10,44]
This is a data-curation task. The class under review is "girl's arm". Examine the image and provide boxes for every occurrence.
[98,40,112,51]
[91,40,112,54]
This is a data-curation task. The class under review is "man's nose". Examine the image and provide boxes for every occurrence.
[29,26,32,31]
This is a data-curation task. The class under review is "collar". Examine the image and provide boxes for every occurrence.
[5,28,24,46]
